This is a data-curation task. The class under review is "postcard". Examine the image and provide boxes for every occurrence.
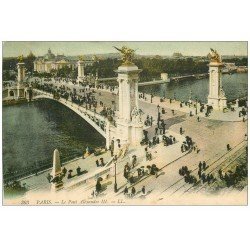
[2,41,248,205]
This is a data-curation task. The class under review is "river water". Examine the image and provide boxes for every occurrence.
[139,73,248,102]
[2,73,247,179]
[2,99,105,177]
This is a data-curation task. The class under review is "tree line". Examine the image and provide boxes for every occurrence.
[3,55,248,82]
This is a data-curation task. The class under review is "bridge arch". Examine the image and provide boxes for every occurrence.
[9,90,14,97]
[33,91,111,148]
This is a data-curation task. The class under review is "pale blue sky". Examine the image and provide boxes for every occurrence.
[2,41,247,57]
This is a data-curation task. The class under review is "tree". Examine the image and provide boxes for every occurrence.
[25,51,36,73]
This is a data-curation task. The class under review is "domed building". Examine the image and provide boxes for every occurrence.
[34,49,77,73]
[43,48,56,60]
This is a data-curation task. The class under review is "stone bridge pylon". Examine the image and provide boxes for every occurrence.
[114,47,144,146]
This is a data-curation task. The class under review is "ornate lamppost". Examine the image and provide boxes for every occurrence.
[113,155,118,193]
[157,104,160,128]
[195,97,198,115]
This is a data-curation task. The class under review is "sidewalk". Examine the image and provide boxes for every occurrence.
[65,130,188,198]
[139,93,247,122]
[20,150,112,194]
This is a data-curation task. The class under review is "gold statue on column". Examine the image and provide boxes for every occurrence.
[114,46,135,65]
[78,55,84,61]
[17,55,24,63]
[208,48,222,63]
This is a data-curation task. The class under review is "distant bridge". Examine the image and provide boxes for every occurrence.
[97,77,170,86]
[33,89,112,147]
[170,73,208,82]
[138,79,170,86]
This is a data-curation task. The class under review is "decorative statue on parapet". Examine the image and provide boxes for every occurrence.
[131,107,143,124]
[78,55,84,61]
[220,87,226,97]
[114,46,136,66]
[208,48,222,63]
[17,54,24,63]
[92,55,99,63]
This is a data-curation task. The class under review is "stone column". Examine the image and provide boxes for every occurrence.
[114,64,143,146]
[51,149,63,191]
[77,60,85,83]
[207,61,227,110]
[17,62,25,98]
[17,62,25,84]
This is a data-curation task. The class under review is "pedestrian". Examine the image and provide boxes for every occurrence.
[132,155,137,168]
[202,161,206,170]
[95,159,99,167]
[198,169,202,179]
[47,173,53,183]
[218,169,223,180]
[201,173,206,184]
[150,116,153,126]
[180,127,183,135]
[100,157,104,166]
[137,168,141,177]
[142,186,146,195]
[124,186,128,195]
[96,180,102,194]
[62,167,67,176]
[199,161,202,171]
[76,166,81,175]
[155,127,158,135]
[197,116,200,122]
[181,144,184,153]
[131,187,136,197]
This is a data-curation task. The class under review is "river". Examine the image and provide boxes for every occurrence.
[2,99,105,179]
[139,73,248,102]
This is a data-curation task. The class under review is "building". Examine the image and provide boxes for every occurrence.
[172,52,183,59]
[222,62,237,73]
[161,73,168,81]
[34,49,94,73]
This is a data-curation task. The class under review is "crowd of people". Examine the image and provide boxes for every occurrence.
[123,185,146,198]
[179,166,197,184]
[218,164,247,188]
[181,135,196,153]
[178,160,217,186]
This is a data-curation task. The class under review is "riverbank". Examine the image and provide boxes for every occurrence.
[3,98,28,106]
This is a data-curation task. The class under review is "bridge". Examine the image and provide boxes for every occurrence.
[139,79,170,86]
[97,77,170,87]
[33,89,113,148]
[170,73,208,82]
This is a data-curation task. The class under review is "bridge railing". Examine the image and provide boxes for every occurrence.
[33,89,111,134]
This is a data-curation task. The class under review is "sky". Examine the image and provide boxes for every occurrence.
[2,41,248,57]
